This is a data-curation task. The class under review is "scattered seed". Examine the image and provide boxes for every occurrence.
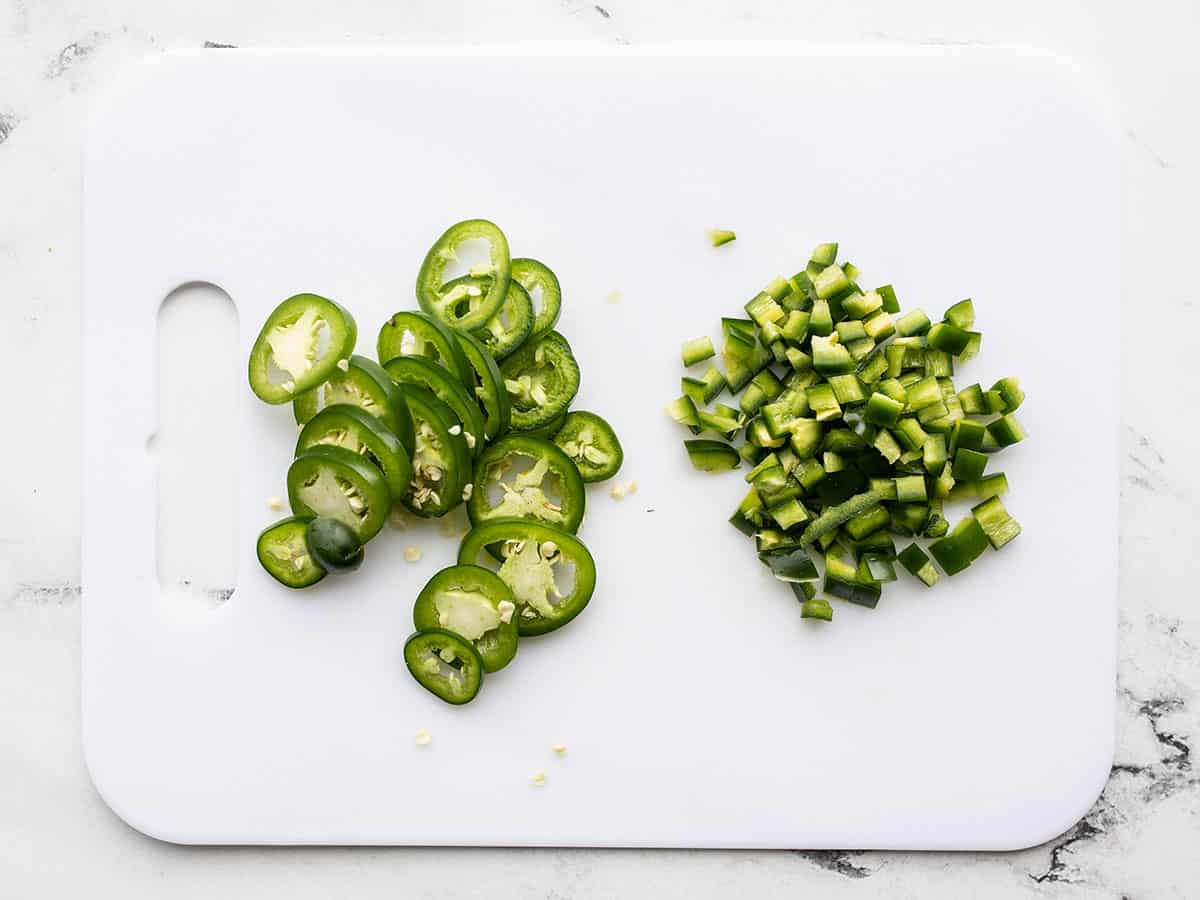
[404,546,422,562]
[606,290,622,304]
[552,744,567,756]
[266,496,283,511]
[415,728,432,746]
[531,771,546,786]
[610,483,627,500]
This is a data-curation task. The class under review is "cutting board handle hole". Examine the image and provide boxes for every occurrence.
[154,281,239,612]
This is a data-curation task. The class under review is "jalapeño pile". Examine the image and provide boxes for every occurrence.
[668,242,1026,622]
[249,219,622,703]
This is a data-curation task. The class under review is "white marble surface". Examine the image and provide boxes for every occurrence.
[1,0,1196,896]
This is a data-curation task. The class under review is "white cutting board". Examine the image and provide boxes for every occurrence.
[82,46,1118,848]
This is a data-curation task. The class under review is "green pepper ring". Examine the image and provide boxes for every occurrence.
[403,629,486,705]
[416,219,511,333]
[382,355,487,459]
[292,354,414,451]
[287,444,392,543]
[453,330,512,441]
[256,516,326,589]
[551,410,623,483]
[403,386,472,519]
[458,518,596,637]
[500,331,581,432]
[376,309,474,386]
[512,258,562,341]
[448,274,533,361]
[295,404,413,498]
[248,293,357,405]
[412,565,518,673]
[468,435,585,533]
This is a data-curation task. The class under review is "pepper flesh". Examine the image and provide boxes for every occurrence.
[248,294,357,405]
[501,331,581,432]
[468,435,586,532]
[458,519,596,637]
[412,564,519,672]
[416,219,512,333]
[552,410,623,483]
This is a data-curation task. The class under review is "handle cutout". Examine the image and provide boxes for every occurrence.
[154,281,239,609]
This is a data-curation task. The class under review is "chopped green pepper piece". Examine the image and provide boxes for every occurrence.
[708,228,737,247]
[928,516,989,575]
[895,308,931,337]
[894,474,928,503]
[681,335,716,367]
[947,472,1010,502]
[952,448,988,481]
[665,395,701,431]
[800,597,833,621]
[988,413,1027,447]
[943,298,975,329]
[844,504,890,540]
[811,336,856,375]
[808,300,834,337]
[875,284,900,313]
[824,548,882,608]
[971,496,1022,549]
[990,376,1025,412]
[813,264,849,300]
[684,439,739,472]
[897,543,939,587]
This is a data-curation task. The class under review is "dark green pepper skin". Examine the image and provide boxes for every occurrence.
[256,516,326,589]
[500,331,580,433]
[416,219,512,333]
[296,404,413,497]
[468,435,585,533]
[382,355,486,457]
[412,565,518,672]
[292,354,413,451]
[443,274,533,361]
[511,258,562,341]
[403,387,472,518]
[287,445,392,542]
[403,629,485,705]
[377,309,474,385]
[552,410,623,483]
[248,294,357,405]
[305,517,364,573]
[453,330,511,441]
[458,519,596,637]
[519,408,568,441]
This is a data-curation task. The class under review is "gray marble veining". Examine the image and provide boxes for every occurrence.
[1,0,1196,896]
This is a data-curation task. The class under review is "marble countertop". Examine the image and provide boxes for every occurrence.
[2,1,1196,896]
